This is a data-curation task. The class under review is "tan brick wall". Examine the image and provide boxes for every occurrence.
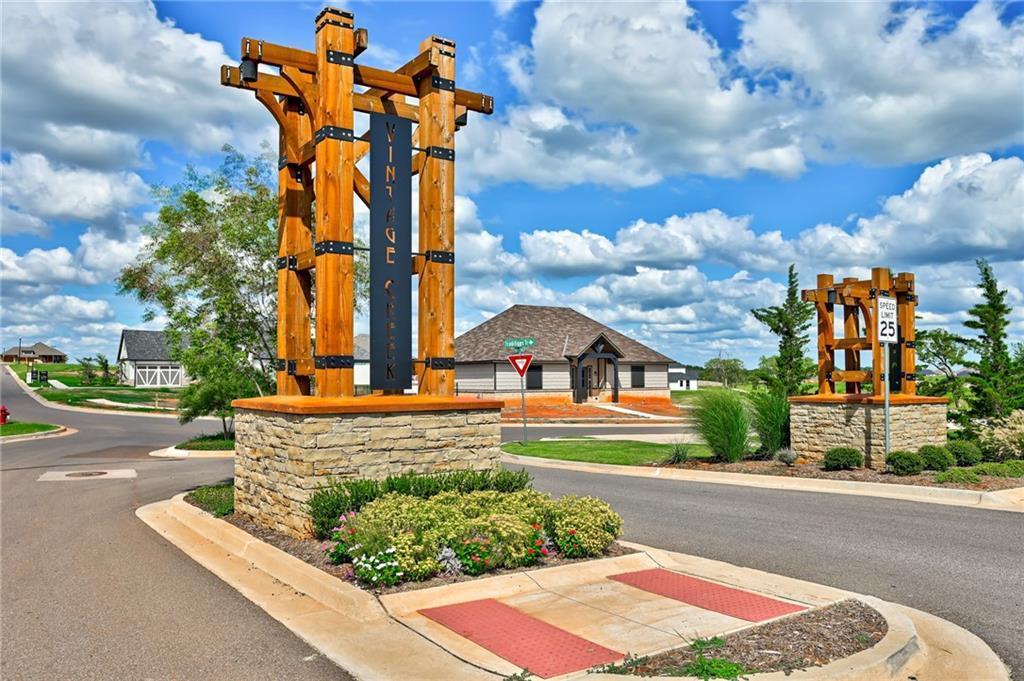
[233,408,502,538]
[790,402,947,469]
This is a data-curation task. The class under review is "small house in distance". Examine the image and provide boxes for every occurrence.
[117,330,188,387]
[669,364,701,391]
[455,305,675,404]
[1,342,68,364]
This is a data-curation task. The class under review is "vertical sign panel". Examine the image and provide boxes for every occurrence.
[369,113,412,390]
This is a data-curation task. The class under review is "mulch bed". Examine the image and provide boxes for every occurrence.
[661,459,1022,491]
[604,599,887,677]
[221,512,636,594]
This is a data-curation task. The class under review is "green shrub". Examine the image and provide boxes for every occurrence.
[947,440,983,467]
[748,389,790,459]
[549,495,623,558]
[886,450,925,476]
[774,448,799,466]
[935,468,981,485]
[917,445,955,472]
[822,446,863,471]
[308,468,532,538]
[693,390,751,463]
[980,410,1024,462]
[971,460,1024,478]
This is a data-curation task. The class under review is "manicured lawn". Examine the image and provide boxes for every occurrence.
[178,434,235,451]
[185,483,234,517]
[502,440,711,466]
[8,362,117,387]
[0,421,60,437]
[35,386,179,410]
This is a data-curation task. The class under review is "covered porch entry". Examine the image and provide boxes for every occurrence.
[570,335,622,403]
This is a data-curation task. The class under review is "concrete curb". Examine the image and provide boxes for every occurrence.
[0,425,74,444]
[136,493,1008,681]
[148,446,234,459]
[502,454,1024,513]
[3,365,218,421]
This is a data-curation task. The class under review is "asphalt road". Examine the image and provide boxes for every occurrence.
[2,372,1021,679]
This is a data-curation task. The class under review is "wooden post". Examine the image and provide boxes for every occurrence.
[897,272,917,395]
[416,36,456,396]
[841,276,861,395]
[816,273,835,395]
[313,8,356,397]
[276,98,314,396]
[870,267,892,396]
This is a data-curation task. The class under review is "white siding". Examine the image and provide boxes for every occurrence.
[542,363,571,390]
[646,364,669,389]
[456,363,495,392]
[495,363,522,391]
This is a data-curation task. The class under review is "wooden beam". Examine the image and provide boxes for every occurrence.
[415,36,456,396]
[353,92,419,120]
[313,8,356,397]
[896,272,917,395]
[835,337,871,351]
[353,166,370,207]
[222,65,307,100]
[841,276,862,395]
[279,67,317,127]
[362,47,437,101]
[354,27,368,57]
[815,273,835,395]
[871,267,891,396]
[831,370,872,384]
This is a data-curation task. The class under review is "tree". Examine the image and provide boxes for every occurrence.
[703,357,746,388]
[916,328,968,410]
[78,357,96,386]
[962,259,1016,419]
[751,264,815,396]
[754,354,816,395]
[95,353,114,385]
[118,147,369,425]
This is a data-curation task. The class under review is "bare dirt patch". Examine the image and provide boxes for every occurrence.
[223,512,636,593]
[662,459,1022,491]
[601,599,887,677]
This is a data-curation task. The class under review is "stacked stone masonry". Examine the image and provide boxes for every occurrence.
[790,402,947,469]
[234,408,502,538]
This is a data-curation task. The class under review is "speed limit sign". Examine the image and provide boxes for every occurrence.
[877,297,898,345]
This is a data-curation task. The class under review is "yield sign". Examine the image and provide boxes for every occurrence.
[508,353,533,378]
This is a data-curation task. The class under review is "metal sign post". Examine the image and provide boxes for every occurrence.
[876,295,898,456]
[507,352,533,445]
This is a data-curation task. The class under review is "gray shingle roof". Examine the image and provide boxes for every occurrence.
[119,330,175,361]
[2,342,65,357]
[455,305,676,364]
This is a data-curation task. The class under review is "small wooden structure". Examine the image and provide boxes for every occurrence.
[801,267,918,397]
[220,7,493,398]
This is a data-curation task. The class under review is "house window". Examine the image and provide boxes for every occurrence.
[631,365,646,388]
[526,364,543,390]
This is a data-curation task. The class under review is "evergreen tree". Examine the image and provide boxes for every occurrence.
[963,258,1016,419]
[751,264,815,396]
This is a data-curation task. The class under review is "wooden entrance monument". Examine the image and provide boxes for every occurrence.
[224,8,504,537]
[788,267,947,468]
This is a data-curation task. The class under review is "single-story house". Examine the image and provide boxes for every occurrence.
[1,342,68,364]
[669,364,701,391]
[117,330,188,388]
[454,305,676,404]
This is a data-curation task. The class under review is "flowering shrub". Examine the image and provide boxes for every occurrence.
[549,495,623,557]
[321,489,623,585]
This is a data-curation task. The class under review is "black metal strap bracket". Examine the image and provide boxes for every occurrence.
[314,240,354,256]
[326,50,354,66]
[314,126,354,145]
[278,155,289,170]
[426,357,455,370]
[276,359,297,375]
[431,75,455,92]
[426,250,454,264]
[276,255,298,271]
[904,293,918,303]
[904,340,916,349]
[314,355,354,369]
[427,146,454,161]
[902,372,917,382]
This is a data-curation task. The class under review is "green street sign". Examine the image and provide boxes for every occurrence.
[503,337,535,351]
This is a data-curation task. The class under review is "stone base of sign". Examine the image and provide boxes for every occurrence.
[788,395,948,469]
[230,395,504,538]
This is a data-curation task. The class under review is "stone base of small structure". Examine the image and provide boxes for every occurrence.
[230,395,504,538]
[789,395,948,469]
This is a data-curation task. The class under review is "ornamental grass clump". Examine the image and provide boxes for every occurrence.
[917,445,955,472]
[886,450,925,476]
[947,440,983,467]
[980,410,1024,462]
[693,390,750,463]
[821,446,863,471]
[748,389,790,458]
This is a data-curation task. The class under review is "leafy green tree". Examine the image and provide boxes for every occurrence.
[962,259,1017,419]
[95,353,114,385]
[751,264,815,396]
[754,355,816,395]
[119,146,369,424]
[78,357,96,386]
[702,357,746,388]
[916,328,968,410]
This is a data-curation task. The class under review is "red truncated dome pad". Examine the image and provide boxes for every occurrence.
[609,568,807,622]
[418,598,622,678]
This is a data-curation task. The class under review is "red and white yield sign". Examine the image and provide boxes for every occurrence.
[508,353,533,378]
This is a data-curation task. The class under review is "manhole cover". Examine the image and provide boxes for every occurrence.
[66,471,108,478]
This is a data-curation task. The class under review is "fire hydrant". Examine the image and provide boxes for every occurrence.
[0,405,9,425]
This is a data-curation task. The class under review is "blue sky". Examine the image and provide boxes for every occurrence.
[2,1,1022,367]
